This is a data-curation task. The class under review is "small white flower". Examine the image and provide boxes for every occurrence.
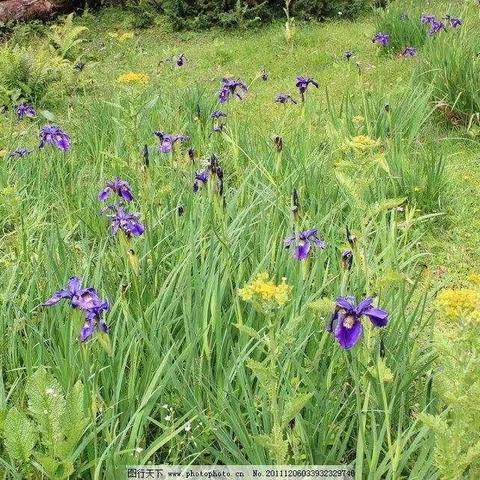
[46,388,55,395]
[165,415,172,421]
[184,422,191,432]
[135,447,143,454]
[162,404,169,409]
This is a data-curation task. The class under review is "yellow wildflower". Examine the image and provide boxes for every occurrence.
[341,135,380,154]
[349,135,380,151]
[117,72,150,85]
[118,32,135,42]
[239,272,291,313]
[436,288,480,321]
[467,273,480,286]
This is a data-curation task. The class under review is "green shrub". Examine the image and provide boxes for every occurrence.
[162,0,375,30]
[0,44,74,107]
[292,0,371,20]
[127,0,157,29]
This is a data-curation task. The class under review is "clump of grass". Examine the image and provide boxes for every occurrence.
[415,25,480,125]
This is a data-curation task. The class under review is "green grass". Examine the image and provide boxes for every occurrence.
[0,3,479,478]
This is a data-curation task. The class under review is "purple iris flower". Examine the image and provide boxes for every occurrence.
[43,277,110,342]
[402,46,417,57]
[98,178,134,202]
[428,19,446,35]
[176,54,186,66]
[327,296,389,349]
[284,229,326,261]
[218,78,248,104]
[275,93,297,104]
[154,131,189,153]
[43,277,101,311]
[80,299,110,342]
[211,110,227,119]
[295,76,319,101]
[447,16,462,28]
[8,147,32,159]
[39,125,71,151]
[421,14,436,25]
[106,205,145,237]
[372,32,390,46]
[16,103,36,119]
[43,277,104,311]
[193,169,209,192]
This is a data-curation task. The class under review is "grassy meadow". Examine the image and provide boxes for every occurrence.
[1,1,480,478]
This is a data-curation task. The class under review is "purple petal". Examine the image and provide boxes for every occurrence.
[98,188,111,201]
[326,310,339,333]
[364,307,389,327]
[120,187,134,202]
[43,289,71,306]
[335,316,363,349]
[130,222,145,236]
[80,319,95,342]
[99,318,109,333]
[72,288,100,310]
[294,241,310,261]
[160,141,173,153]
[301,228,318,238]
[58,136,70,151]
[311,237,326,249]
[356,297,373,315]
[335,296,356,312]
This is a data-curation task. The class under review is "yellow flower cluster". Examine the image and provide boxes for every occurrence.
[343,135,380,153]
[467,273,480,286]
[239,272,291,310]
[117,72,150,85]
[108,31,135,42]
[436,288,480,321]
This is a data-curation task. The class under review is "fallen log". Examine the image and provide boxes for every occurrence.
[0,0,73,23]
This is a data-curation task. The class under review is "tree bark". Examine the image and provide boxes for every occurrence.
[0,0,72,22]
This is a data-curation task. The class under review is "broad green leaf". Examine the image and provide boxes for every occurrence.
[26,367,66,453]
[4,407,36,464]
